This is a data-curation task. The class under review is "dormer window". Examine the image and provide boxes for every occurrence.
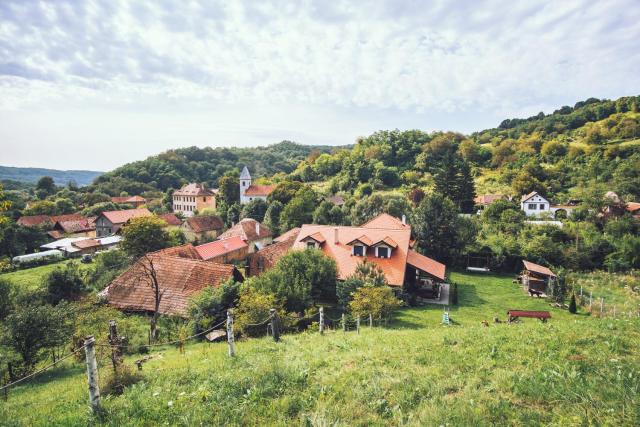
[307,241,317,249]
[353,244,366,256]
[376,246,390,258]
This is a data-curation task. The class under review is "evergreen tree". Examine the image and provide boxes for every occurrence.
[568,293,577,314]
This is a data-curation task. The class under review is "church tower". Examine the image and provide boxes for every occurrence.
[239,166,252,203]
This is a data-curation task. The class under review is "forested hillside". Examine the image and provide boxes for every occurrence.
[0,166,102,187]
[91,141,342,195]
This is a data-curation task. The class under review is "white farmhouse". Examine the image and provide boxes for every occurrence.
[520,192,551,216]
[239,166,276,205]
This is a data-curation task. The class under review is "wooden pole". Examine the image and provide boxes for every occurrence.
[589,292,593,311]
[108,319,121,374]
[319,307,324,335]
[369,313,373,327]
[227,310,235,357]
[613,305,616,318]
[342,313,346,333]
[270,309,280,342]
[83,336,100,414]
[356,316,360,334]
[600,298,604,315]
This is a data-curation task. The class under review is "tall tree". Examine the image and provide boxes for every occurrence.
[411,193,463,262]
[36,176,56,196]
[120,216,170,259]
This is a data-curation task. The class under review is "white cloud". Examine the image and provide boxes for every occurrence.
[0,0,639,168]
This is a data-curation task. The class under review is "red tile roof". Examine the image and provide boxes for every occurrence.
[248,234,297,276]
[72,239,102,249]
[218,218,272,242]
[100,208,152,225]
[195,236,248,261]
[17,215,52,227]
[406,250,446,281]
[173,183,217,197]
[158,213,182,226]
[626,202,640,212]
[55,218,96,233]
[522,260,556,277]
[360,213,408,229]
[184,215,224,233]
[293,219,412,286]
[50,214,84,223]
[244,184,276,197]
[375,236,398,248]
[153,244,202,260]
[474,194,506,205]
[273,227,300,243]
[111,196,146,204]
[105,254,241,315]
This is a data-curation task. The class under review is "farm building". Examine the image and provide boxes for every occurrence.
[180,215,224,242]
[519,260,557,295]
[194,236,249,264]
[95,208,153,237]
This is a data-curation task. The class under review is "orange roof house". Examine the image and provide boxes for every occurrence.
[111,196,147,207]
[292,213,446,287]
[474,194,507,206]
[248,232,299,277]
[157,213,182,227]
[217,218,273,253]
[195,236,249,264]
[104,253,243,316]
[17,215,54,228]
[180,215,224,242]
[95,208,153,237]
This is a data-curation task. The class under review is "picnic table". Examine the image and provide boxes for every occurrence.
[507,310,551,323]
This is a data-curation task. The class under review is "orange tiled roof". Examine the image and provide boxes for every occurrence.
[248,234,298,276]
[346,235,374,246]
[173,183,217,197]
[105,254,241,316]
[195,236,248,261]
[474,194,506,205]
[273,227,300,243]
[100,208,152,225]
[184,215,224,233]
[244,185,276,196]
[406,250,446,281]
[626,202,640,212]
[153,244,202,260]
[111,196,146,204]
[17,215,52,227]
[375,236,398,248]
[50,214,83,223]
[218,218,272,242]
[72,239,102,249]
[360,213,408,229]
[158,213,182,226]
[293,220,412,286]
[55,218,96,233]
[523,260,556,277]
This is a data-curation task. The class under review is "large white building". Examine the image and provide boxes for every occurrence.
[239,166,276,204]
[520,191,577,218]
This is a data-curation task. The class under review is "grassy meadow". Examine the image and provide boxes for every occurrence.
[1,260,93,291]
[1,271,639,426]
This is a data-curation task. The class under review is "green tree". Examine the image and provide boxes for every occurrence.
[2,301,75,374]
[36,176,56,196]
[280,187,317,230]
[218,175,240,206]
[234,287,284,337]
[120,216,170,259]
[249,249,337,312]
[411,194,464,262]
[240,199,268,222]
[45,262,86,304]
[336,260,387,308]
[188,279,240,335]
[0,278,14,319]
[263,200,284,235]
[568,293,577,314]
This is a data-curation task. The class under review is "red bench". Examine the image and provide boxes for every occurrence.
[507,310,551,323]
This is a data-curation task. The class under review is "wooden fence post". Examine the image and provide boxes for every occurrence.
[83,336,100,414]
[613,305,616,318]
[319,307,324,335]
[342,313,346,333]
[227,310,235,357]
[270,309,280,342]
[589,292,593,311]
[108,319,122,374]
[369,313,373,327]
[356,316,360,334]
[600,298,604,315]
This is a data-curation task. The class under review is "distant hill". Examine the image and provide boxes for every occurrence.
[0,165,102,187]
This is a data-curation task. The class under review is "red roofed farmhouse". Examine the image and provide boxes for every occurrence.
[217,218,273,253]
[104,252,243,316]
[195,236,249,263]
[290,213,447,302]
[95,208,153,237]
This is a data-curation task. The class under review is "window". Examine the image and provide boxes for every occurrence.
[203,197,207,202]
[353,245,365,256]
[377,247,390,258]
[528,204,537,210]
[306,241,316,249]
[539,204,545,210]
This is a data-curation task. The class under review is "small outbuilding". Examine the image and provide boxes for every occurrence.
[519,260,556,295]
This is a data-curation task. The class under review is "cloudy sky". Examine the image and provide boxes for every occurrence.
[1,0,639,171]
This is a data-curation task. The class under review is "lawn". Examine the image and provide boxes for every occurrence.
[1,271,639,426]
[0,260,92,291]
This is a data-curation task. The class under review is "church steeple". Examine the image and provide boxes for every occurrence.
[239,166,252,200]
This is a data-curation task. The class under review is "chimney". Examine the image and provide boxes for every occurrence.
[401,214,406,225]
[255,221,260,236]
[334,227,339,243]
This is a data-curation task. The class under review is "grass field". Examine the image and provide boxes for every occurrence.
[1,271,639,426]
[0,260,92,291]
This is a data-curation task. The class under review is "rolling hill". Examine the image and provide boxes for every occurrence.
[0,166,102,187]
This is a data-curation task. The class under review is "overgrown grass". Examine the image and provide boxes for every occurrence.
[2,271,639,426]
[568,270,640,315]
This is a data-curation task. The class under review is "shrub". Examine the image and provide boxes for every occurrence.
[234,287,285,337]
[45,262,86,304]
[568,293,577,314]
[348,286,402,322]
[188,279,240,336]
[102,364,144,396]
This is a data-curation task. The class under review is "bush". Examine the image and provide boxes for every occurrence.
[568,293,577,314]
[188,279,240,336]
[234,287,284,337]
[348,286,402,322]
[45,262,86,304]
[102,364,144,396]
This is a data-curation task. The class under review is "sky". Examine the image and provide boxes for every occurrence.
[0,0,639,171]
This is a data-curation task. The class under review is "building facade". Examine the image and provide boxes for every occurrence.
[239,166,276,204]
[172,183,217,217]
